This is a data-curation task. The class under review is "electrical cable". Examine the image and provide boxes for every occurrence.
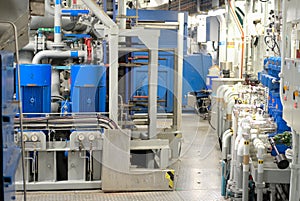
[264,35,281,56]
[0,20,26,201]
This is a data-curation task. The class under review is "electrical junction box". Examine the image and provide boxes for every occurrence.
[197,16,219,42]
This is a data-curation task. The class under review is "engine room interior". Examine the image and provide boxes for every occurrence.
[1,0,300,201]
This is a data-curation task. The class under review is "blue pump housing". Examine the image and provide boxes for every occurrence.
[71,65,106,112]
[18,64,51,113]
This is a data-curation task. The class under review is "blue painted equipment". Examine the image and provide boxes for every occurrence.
[71,65,106,112]
[130,52,174,113]
[130,52,211,112]
[18,64,51,113]
[258,57,290,133]
[1,51,20,201]
[183,54,211,106]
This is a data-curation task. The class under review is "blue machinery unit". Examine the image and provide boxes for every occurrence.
[71,65,106,112]
[18,64,107,114]
[1,51,20,201]
[10,5,209,192]
[258,57,290,133]
[130,52,211,112]
[18,64,51,113]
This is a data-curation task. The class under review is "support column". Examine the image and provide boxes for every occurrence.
[173,12,184,131]
[109,33,119,123]
[148,49,158,139]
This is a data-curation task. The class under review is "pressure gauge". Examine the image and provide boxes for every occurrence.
[31,134,38,142]
[78,134,85,141]
[88,134,95,141]
[23,134,28,142]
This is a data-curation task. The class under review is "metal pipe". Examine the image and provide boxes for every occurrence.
[229,110,238,182]
[32,50,86,64]
[253,138,265,201]
[54,0,62,45]
[228,0,244,78]
[118,0,127,30]
[242,138,249,201]
[81,0,118,33]
[222,129,233,160]
[0,20,26,201]
[224,0,229,62]
[135,0,138,25]
[236,137,245,190]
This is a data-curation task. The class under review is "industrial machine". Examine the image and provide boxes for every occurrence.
[0,0,212,194]
[10,0,300,200]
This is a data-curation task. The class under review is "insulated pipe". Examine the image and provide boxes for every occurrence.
[228,0,244,78]
[32,50,86,64]
[230,112,238,181]
[118,0,127,30]
[224,98,236,135]
[253,138,265,201]
[223,93,236,133]
[118,0,127,45]
[216,85,230,140]
[242,138,250,201]
[218,86,232,139]
[232,126,243,184]
[222,129,233,160]
[229,110,238,181]
[54,0,62,45]
[236,137,245,190]
[222,129,232,196]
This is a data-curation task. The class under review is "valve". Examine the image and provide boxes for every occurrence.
[269,137,289,169]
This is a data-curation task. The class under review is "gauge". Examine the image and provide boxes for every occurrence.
[88,134,95,141]
[23,134,28,142]
[78,134,85,141]
[31,134,38,142]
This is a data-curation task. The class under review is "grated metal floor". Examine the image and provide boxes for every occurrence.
[16,112,226,201]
